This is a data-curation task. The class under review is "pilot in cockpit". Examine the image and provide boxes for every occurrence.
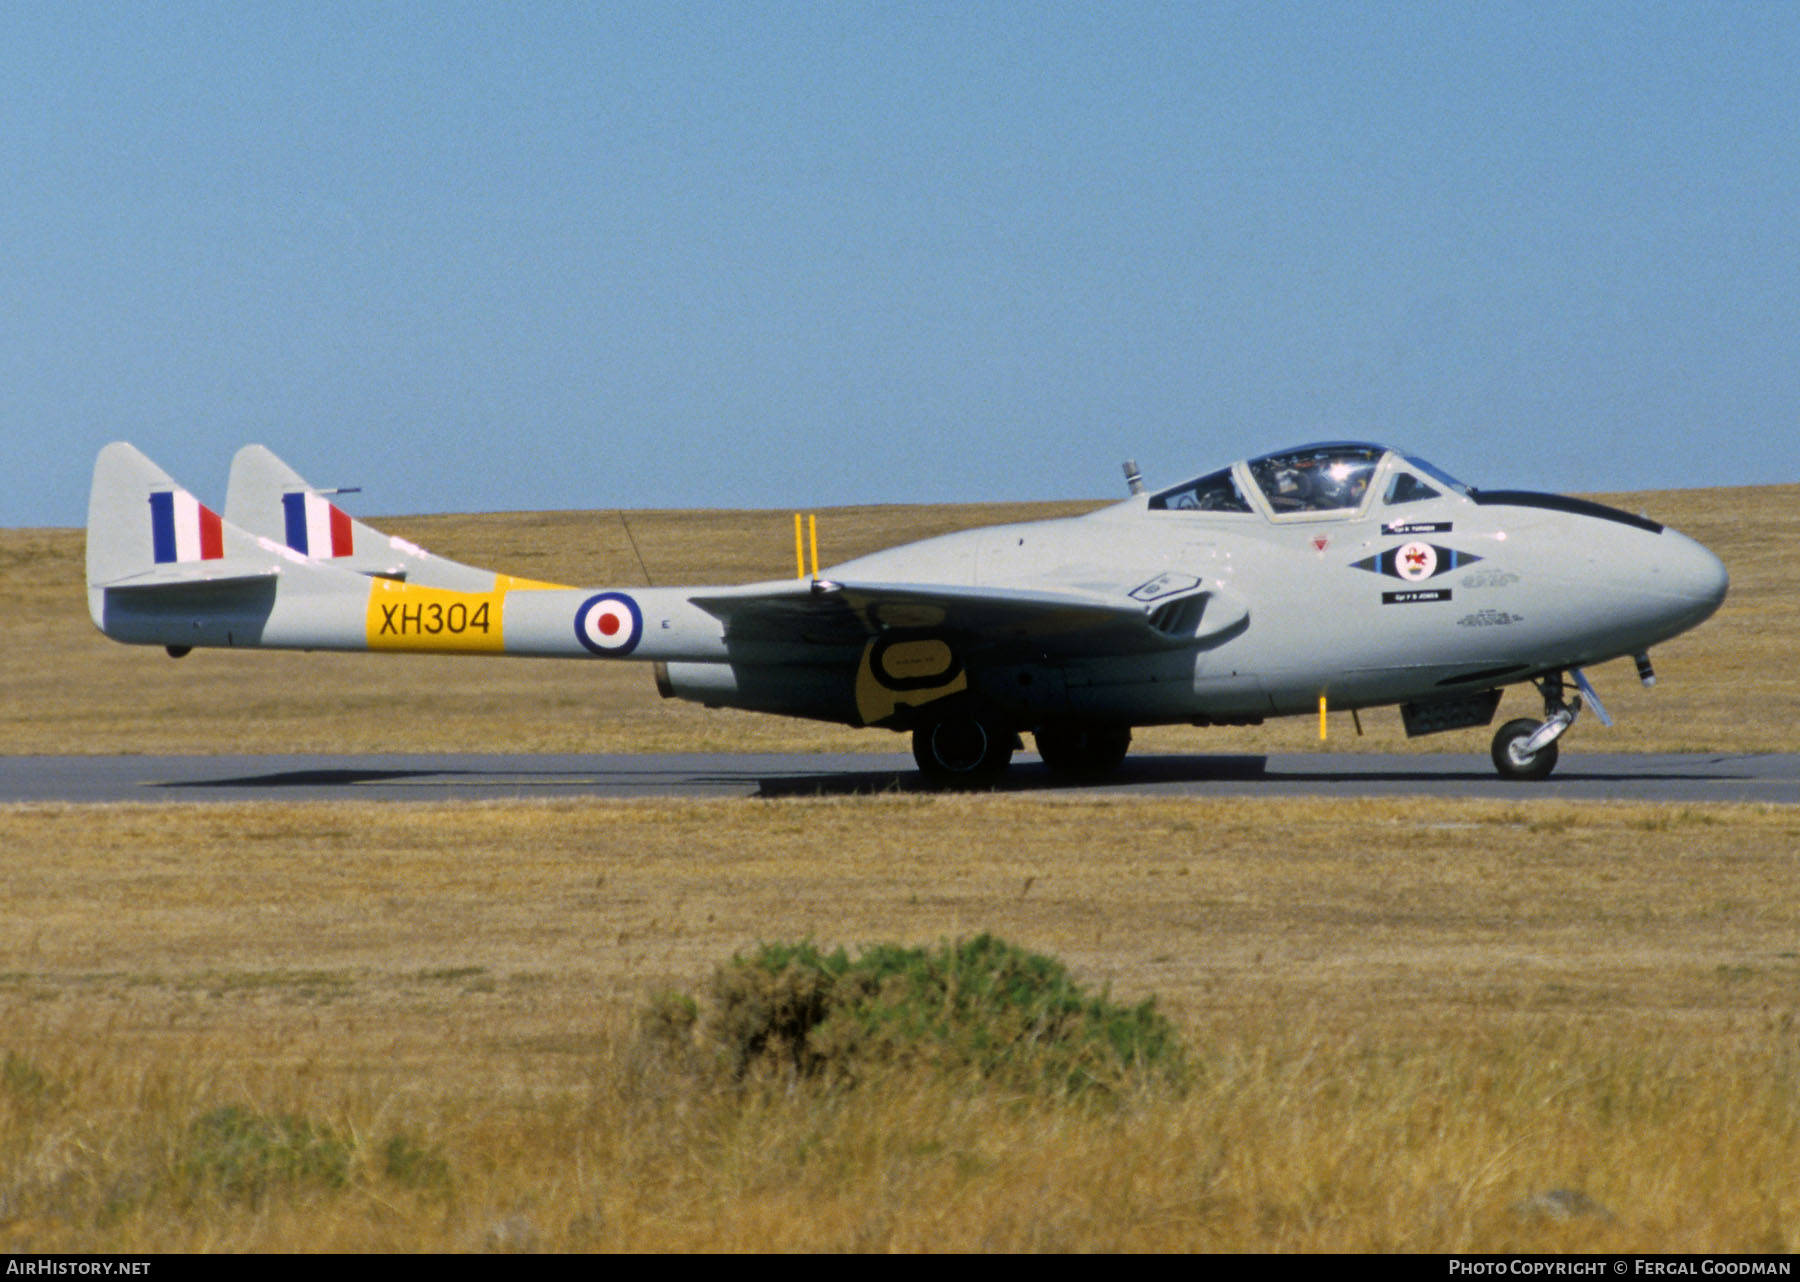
[1252,448,1377,513]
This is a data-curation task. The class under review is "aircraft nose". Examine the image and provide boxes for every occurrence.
[1649,527,1729,629]
[1663,529,1728,606]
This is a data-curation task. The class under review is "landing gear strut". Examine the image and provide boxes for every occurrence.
[1490,670,1609,781]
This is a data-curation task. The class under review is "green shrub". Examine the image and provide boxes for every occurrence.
[183,1106,351,1201]
[2,1051,52,1101]
[651,934,1183,1096]
[382,1131,451,1190]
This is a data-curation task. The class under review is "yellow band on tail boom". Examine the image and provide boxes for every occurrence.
[365,579,508,653]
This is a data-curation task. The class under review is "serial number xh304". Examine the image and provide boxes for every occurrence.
[86,441,1728,786]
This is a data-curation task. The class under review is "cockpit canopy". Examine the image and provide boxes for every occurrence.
[1149,442,1470,520]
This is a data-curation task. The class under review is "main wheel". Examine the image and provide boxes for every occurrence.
[1034,724,1132,780]
[912,702,1015,789]
[1491,718,1559,781]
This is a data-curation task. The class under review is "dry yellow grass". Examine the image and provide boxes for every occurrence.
[4,483,1795,755]
[4,796,1799,1251]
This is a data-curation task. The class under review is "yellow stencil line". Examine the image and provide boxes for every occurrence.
[494,573,571,591]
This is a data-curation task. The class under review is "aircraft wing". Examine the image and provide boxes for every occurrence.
[688,578,1182,654]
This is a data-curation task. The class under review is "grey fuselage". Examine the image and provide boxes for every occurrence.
[712,453,1729,732]
[86,440,1729,746]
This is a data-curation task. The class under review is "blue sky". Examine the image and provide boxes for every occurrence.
[7,2,1796,528]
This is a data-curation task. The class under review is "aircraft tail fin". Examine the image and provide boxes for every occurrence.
[86,444,554,655]
[86,443,284,590]
[85,442,323,646]
[224,444,536,591]
[223,443,361,559]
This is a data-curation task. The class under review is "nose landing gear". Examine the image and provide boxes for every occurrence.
[1490,668,1616,781]
[1491,715,1565,781]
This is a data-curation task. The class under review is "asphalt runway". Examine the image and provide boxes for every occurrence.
[5,751,1798,804]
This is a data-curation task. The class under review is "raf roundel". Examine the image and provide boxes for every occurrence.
[574,592,643,656]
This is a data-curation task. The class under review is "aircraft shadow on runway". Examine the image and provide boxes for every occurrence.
[744,755,1735,798]
[157,767,478,789]
[705,754,1267,797]
[144,754,1740,800]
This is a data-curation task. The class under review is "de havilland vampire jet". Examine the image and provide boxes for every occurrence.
[85,441,1728,786]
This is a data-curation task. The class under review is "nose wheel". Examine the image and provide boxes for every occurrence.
[1489,668,1615,781]
[1491,717,1560,781]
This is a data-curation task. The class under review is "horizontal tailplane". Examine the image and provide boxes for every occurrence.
[86,443,367,649]
[87,443,737,661]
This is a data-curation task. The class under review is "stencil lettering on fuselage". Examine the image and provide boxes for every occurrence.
[1129,572,1202,603]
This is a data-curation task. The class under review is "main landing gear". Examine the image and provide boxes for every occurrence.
[1490,665,1630,781]
[911,701,1138,790]
[1034,724,1132,781]
[911,700,1017,789]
